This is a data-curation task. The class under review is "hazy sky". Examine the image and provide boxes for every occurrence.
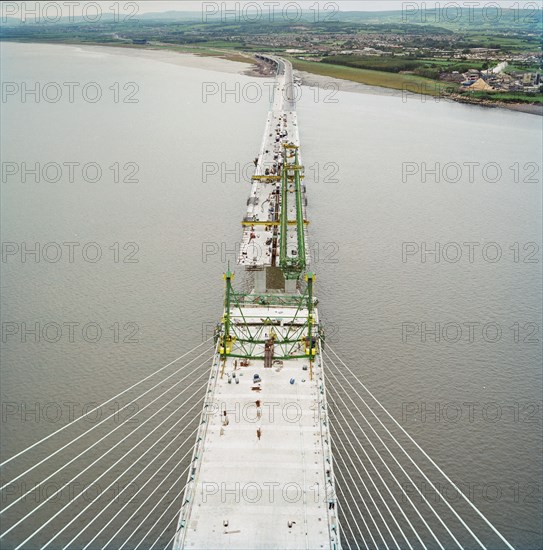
[135,1,431,12]
[114,0,525,13]
[112,0,524,13]
[1,0,525,18]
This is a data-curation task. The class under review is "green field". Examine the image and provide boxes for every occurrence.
[2,7,540,107]
[320,54,489,79]
[461,91,543,103]
[290,57,542,106]
[289,57,452,96]
[458,33,540,52]
[141,43,253,63]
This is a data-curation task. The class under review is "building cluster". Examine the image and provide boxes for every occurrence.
[460,63,541,93]
[241,30,539,57]
[244,30,461,56]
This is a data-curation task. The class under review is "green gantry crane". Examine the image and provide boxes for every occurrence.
[279,144,306,282]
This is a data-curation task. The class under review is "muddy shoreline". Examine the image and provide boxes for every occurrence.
[449,94,543,116]
[244,53,542,116]
[7,41,541,115]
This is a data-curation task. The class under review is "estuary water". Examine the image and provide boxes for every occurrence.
[1,42,541,549]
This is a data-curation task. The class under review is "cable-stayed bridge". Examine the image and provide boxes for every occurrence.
[0,56,517,550]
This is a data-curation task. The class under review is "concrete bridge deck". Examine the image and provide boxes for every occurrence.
[238,57,310,281]
[173,55,339,550]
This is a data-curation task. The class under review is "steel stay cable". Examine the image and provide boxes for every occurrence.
[148,504,184,550]
[150,477,215,550]
[334,481,362,550]
[332,456,368,550]
[327,403,386,550]
[116,462,192,550]
[19,376,207,550]
[325,346,504,550]
[326,366,447,550]
[133,471,193,550]
[327,387,424,550]
[0,344,213,498]
[326,344,514,550]
[78,425,201,550]
[101,460,192,550]
[324,373,391,548]
[102,340,219,549]
[57,393,206,550]
[328,422,379,549]
[327,403,408,550]
[326,361,463,549]
[1,349,212,529]
[336,504,354,550]
[9,362,210,548]
[80,426,198,550]
[327,387,393,549]
[164,524,182,550]
[0,338,213,469]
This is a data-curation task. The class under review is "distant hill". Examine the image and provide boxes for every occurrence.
[1,11,202,26]
[336,8,542,31]
[2,7,541,30]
